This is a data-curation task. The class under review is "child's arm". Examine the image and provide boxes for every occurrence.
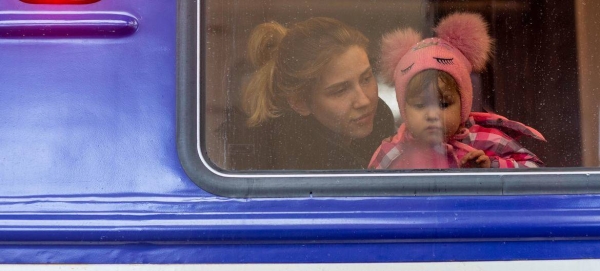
[488,134,543,168]
[490,152,543,168]
[470,136,543,168]
[465,113,545,168]
[368,137,398,169]
[459,149,543,168]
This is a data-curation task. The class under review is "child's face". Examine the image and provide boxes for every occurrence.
[404,77,462,145]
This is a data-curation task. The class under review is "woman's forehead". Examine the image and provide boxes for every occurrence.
[318,46,369,85]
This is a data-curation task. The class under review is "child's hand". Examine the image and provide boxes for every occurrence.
[461,150,491,168]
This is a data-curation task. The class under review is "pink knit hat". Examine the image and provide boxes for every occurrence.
[380,13,493,123]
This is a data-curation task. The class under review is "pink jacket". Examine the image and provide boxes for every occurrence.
[369,112,546,169]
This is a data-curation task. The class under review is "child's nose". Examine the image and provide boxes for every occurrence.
[425,107,440,120]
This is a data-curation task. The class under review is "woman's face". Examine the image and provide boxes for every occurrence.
[301,46,379,144]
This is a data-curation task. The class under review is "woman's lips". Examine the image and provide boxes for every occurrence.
[352,112,374,125]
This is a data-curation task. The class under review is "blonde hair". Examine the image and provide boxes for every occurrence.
[243,17,369,127]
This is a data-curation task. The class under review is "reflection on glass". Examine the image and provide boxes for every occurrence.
[203,0,599,170]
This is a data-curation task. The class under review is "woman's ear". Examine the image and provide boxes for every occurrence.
[287,96,311,116]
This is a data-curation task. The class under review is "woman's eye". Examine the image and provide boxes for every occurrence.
[330,87,347,96]
[361,75,372,84]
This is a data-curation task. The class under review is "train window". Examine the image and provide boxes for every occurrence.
[177,0,600,197]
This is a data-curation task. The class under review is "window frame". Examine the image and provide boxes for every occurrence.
[177,0,600,198]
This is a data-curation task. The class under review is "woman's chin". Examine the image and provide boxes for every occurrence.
[351,125,374,140]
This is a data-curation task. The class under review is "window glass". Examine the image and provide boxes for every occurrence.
[201,0,599,172]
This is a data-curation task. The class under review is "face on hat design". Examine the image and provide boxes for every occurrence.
[395,37,473,123]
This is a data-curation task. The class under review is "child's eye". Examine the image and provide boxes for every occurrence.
[413,103,425,109]
[440,102,451,108]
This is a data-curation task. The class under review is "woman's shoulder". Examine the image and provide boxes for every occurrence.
[354,99,395,149]
[374,98,396,136]
[219,107,276,170]
[222,101,396,170]
[270,112,378,170]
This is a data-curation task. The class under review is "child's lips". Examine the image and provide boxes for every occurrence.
[425,126,442,132]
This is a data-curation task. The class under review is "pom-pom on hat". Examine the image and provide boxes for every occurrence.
[381,12,493,122]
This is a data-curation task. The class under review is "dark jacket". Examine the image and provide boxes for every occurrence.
[222,99,395,170]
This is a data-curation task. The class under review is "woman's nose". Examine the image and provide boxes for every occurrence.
[353,86,372,108]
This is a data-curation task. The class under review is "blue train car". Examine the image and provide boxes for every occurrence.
[3,0,600,269]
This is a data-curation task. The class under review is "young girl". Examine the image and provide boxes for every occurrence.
[369,12,545,169]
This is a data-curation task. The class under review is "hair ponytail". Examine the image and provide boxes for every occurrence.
[243,18,369,127]
[243,22,287,127]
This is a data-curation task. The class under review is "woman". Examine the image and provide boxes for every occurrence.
[225,17,395,170]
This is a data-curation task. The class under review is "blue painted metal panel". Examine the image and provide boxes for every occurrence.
[0,193,600,263]
[0,0,205,197]
[1,0,600,264]
[1,194,600,242]
[5,241,600,264]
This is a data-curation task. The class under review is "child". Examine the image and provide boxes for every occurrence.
[369,12,545,169]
